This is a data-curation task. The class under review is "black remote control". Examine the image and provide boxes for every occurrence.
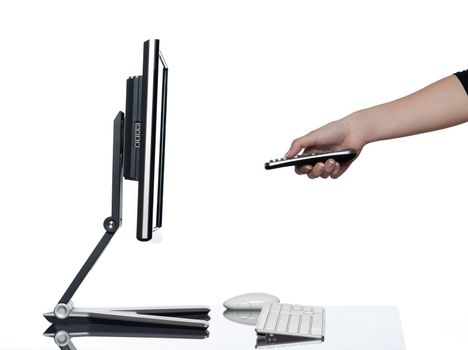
[265,149,357,170]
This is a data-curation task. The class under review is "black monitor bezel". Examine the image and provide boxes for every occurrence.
[136,39,168,241]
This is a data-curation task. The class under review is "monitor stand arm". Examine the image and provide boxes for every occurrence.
[44,112,209,340]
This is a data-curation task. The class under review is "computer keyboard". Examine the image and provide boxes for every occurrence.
[255,303,325,341]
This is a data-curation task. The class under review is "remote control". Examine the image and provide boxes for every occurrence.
[265,149,357,170]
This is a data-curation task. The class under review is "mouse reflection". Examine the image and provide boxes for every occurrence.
[223,309,261,326]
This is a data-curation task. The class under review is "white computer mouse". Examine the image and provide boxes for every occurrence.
[223,292,280,311]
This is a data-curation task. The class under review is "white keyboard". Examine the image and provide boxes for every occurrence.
[255,303,325,341]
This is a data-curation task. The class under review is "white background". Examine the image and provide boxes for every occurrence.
[1,0,468,349]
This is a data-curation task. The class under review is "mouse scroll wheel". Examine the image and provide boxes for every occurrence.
[238,301,251,309]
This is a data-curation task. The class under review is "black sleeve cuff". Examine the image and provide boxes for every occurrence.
[454,70,468,95]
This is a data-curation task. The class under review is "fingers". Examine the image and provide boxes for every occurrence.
[295,159,341,179]
[307,163,325,179]
[295,164,312,175]
[330,162,341,178]
[321,159,337,178]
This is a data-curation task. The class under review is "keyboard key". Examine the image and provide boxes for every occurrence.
[265,309,280,331]
[288,314,300,333]
[292,305,302,311]
[311,328,322,336]
[271,302,281,309]
[256,304,271,330]
[311,316,322,335]
[299,315,311,335]
[276,312,290,332]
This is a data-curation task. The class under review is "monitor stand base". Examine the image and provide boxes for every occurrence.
[44,306,210,350]
[44,304,210,329]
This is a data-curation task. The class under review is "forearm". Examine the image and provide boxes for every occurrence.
[348,75,468,144]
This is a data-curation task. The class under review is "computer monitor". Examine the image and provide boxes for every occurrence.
[123,39,168,241]
[44,41,210,340]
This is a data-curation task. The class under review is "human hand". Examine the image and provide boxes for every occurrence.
[284,117,365,179]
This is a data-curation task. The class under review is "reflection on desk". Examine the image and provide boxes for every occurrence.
[44,323,209,350]
[42,306,406,350]
[223,309,261,326]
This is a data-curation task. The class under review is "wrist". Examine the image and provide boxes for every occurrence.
[341,110,372,146]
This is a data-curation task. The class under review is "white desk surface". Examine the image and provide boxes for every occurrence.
[33,305,406,350]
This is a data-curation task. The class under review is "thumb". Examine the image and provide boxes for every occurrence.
[285,133,317,158]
